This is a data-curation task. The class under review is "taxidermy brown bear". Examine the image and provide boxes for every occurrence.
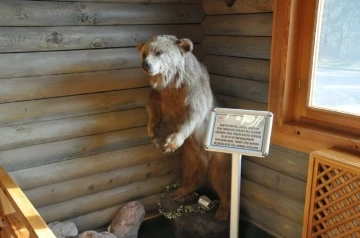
[137,35,231,220]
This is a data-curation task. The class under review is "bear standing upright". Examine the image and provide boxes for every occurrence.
[137,35,231,220]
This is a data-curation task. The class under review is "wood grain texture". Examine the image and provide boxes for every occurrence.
[202,13,273,36]
[242,179,304,224]
[0,48,139,79]
[0,2,205,26]
[202,0,273,15]
[0,88,150,128]
[202,55,270,82]
[38,173,178,222]
[0,126,149,172]
[0,25,204,53]
[210,74,269,103]
[202,36,271,59]
[242,159,307,202]
[0,108,147,151]
[241,197,302,238]
[215,94,267,111]
[25,156,181,207]
[66,194,160,233]
[11,143,179,190]
[0,68,148,103]
[245,145,309,181]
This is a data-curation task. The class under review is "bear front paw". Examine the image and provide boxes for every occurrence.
[163,133,184,154]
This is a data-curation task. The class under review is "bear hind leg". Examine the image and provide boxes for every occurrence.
[169,139,208,201]
[209,152,231,221]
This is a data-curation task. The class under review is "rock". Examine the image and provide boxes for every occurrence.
[161,193,230,238]
[108,201,145,238]
[78,231,117,238]
[48,221,78,238]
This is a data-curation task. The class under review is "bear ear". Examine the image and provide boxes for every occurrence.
[176,38,193,53]
[136,43,144,52]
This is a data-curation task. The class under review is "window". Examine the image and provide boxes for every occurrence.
[269,0,360,153]
[310,0,360,116]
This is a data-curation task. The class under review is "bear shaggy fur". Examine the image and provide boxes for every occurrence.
[137,35,231,220]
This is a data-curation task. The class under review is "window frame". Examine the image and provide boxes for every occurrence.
[269,0,360,154]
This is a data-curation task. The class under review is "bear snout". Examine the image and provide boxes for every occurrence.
[142,60,152,72]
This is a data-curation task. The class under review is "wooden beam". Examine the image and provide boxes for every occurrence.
[210,74,269,103]
[202,36,272,60]
[202,55,270,82]
[0,88,150,127]
[11,143,180,190]
[202,0,274,15]
[242,179,304,224]
[244,146,309,181]
[0,108,148,151]
[242,159,306,202]
[38,173,179,222]
[0,25,204,53]
[202,13,273,36]
[0,68,148,104]
[241,197,302,238]
[215,94,268,111]
[0,2,205,26]
[0,126,149,172]
[0,48,139,79]
[66,194,160,233]
[0,167,55,237]
[25,156,181,207]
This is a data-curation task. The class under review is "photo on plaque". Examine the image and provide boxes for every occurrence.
[204,108,273,157]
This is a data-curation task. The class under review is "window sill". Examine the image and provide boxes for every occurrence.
[271,122,360,154]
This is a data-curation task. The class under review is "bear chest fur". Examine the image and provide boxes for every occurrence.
[159,86,188,127]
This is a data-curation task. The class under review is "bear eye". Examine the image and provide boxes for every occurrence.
[155,51,162,57]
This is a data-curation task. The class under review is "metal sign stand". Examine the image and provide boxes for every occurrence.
[230,153,241,238]
[204,108,273,238]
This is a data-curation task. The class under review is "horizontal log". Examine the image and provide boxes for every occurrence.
[66,194,160,233]
[51,0,201,2]
[215,94,268,111]
[0,2,205,26]
[202,13,273,36]
[241,197,302,238]
[0,126,149,172]
[242,179,304,224]
[0,108,147,151]
[202,55,270,82]
[25,156,181,207]
[0,88,150,127]
[244,146,309,181]
[11,143,180,190]
[210,74,269,103]
[0,48,139,79]
[202,36,271,60]
[38,173,179,222]
[0,25,204,53]
[242,159,306,202]
[202,0,273,15]
[0,68,148,104]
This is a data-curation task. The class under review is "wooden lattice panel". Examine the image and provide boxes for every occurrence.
[303,148,360,238]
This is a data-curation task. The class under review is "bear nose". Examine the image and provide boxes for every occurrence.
[142,60,151,71]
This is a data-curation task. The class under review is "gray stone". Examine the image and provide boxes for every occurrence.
[108,201,145,238]
[48,221,78,238]
[78,231,117,238]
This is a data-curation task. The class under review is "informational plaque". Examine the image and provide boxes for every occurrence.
[204,108,273,157]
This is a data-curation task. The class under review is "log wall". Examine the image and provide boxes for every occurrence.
[0,0,204,232]
[201,0,307,237]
